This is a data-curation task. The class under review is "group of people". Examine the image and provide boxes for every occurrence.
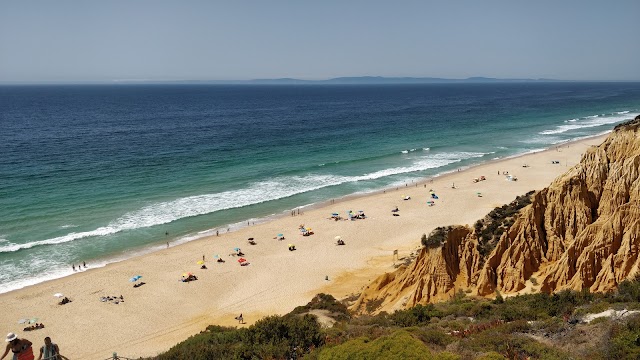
[71,262,87,272]
[57,297,71,306]
[22,323,44,332]
[100,295,124,304]
[182,274,198,282]
[1,334,63,360]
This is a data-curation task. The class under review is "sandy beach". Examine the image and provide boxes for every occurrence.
[0,134,607,359]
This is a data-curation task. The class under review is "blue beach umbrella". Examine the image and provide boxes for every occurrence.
[277,233,284,237]
[129,275,142,282]
[331,213,339,216]
[233,247,241,252]
[214,254,219,259]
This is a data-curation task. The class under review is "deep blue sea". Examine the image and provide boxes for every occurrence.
[1,83,639,293]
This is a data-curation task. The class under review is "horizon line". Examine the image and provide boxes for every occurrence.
[1,76,640,85]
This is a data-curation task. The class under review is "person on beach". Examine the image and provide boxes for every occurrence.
[235,314,244,324]
[37,337,59,360]
[2,333,34,360]
[71,265,75,271]
[82,261,86,268]
[216,230,219,236]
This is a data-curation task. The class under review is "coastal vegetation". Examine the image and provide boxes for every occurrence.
[145,277,640,359]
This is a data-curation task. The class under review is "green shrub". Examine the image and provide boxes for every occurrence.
[318,330,435,360]
[390,304,443,327]
[423,227,452,248]
[290,293,351,321]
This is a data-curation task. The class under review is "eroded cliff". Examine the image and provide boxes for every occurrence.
[353,116,640,314]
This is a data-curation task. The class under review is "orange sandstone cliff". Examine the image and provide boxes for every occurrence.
[353,116,640,314]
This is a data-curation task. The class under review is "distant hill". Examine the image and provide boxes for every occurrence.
[97,76,567,85]
[154,76,563,85]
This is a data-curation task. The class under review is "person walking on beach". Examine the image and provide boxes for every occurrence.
[71,265,75,271]
[82,261,86,268]
[235,313,244,324]
[1,333,34,360]
[37,337,60,360]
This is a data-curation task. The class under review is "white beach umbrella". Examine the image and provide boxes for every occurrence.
[53,293,64,298]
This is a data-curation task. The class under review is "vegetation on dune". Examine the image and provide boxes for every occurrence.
[474,190,534,259]
[144,279,640,359]
[420,191,534,257]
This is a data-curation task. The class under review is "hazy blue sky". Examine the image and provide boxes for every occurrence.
[1,1,639,82]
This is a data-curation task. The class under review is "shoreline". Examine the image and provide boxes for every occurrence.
[0,131,612,295]
[0,133,608,359]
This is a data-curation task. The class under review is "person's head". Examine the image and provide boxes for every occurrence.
[5,332,18,345]
[44,337,51,346]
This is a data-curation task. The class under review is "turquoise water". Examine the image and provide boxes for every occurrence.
[1,83,639,293]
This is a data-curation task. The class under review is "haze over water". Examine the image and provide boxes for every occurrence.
[1,82,639,293]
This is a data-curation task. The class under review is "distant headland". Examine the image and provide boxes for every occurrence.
[118,76,563,85]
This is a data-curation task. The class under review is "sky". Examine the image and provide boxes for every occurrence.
[1,1,639,82]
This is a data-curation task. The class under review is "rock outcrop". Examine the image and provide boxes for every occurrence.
[353,116,640,314]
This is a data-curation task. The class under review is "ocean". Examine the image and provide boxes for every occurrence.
[1,82,639,293]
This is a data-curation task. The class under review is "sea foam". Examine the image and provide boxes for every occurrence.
[0,151,488,253]
[539,112,638,135]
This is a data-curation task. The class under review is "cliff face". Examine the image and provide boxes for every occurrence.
[353,117,640,314]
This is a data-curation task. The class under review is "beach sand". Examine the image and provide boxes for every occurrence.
[0,135,606,359]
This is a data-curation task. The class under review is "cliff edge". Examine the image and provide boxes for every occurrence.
[353,116,640,314]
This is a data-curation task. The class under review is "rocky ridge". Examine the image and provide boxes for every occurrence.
[353,116,640,314]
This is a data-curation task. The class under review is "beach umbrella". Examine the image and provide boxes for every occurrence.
[18,319,28,324]
[237,258,247,263]
[53,293,64,298]
[214,254,219,259]
[197,260,205,265]
[335,236,341,241]
[331,213,339,216]
[29,318,38,324]
[129,275,142,282]
[182,272,192,277]
[234,247,240,251]
[288,244,294,247]
[277,233,284,237]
